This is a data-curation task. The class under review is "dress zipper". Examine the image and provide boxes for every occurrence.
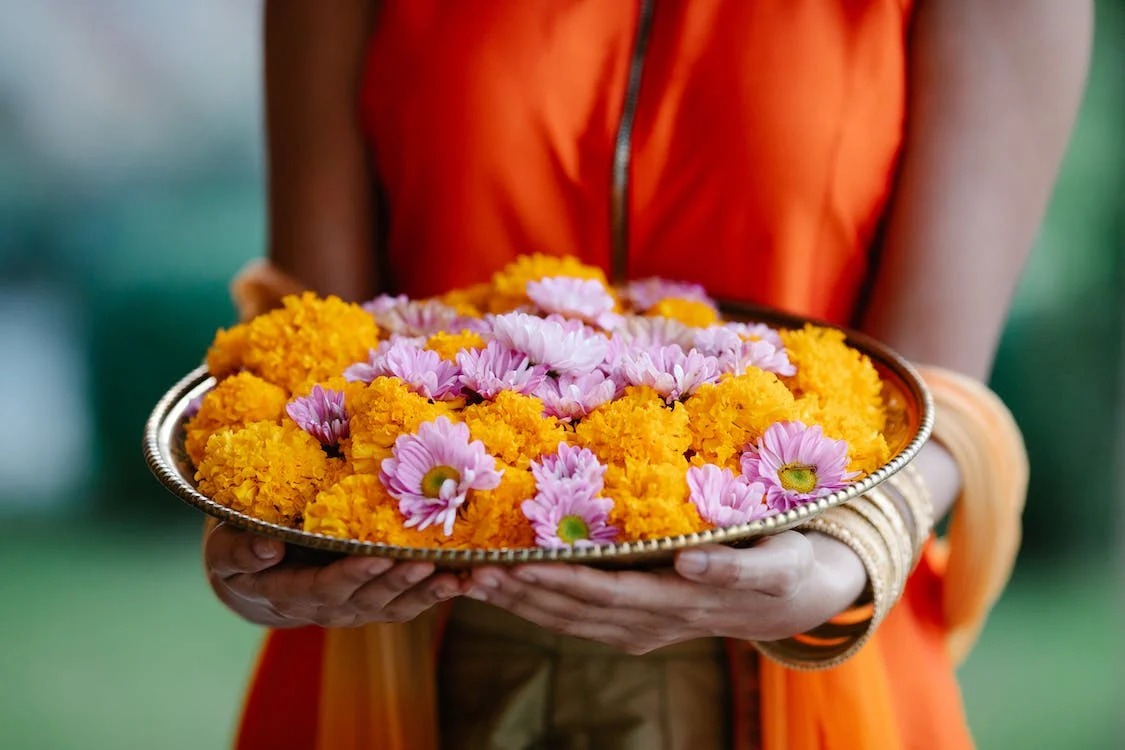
[610,0,656,284]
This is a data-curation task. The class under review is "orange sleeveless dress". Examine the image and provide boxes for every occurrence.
[237,2,973,748]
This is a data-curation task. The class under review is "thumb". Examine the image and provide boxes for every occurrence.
[205,523,286,578]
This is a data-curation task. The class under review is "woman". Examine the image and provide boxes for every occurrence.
[204,1,1091,747]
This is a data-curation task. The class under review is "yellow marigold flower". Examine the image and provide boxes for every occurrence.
[780,325,887,473]
[684,370,800,468]
[487,253,609,313]
[451,465,537,549]
[426,330,486,361]
[206,325,249,379]
[575,386,691,466]
[206,292,379,393]
[184,372,288,465]
[604,458,708,540]
[463,391,568,468]
[346,377,454,475]
[303,474,445,547]
[647,298,719,328]
[196,421,329,526]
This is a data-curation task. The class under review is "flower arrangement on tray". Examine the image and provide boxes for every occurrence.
[181,254,892,552]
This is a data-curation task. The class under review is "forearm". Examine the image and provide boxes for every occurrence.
[264,0,382,301]
[863,0,1092,380]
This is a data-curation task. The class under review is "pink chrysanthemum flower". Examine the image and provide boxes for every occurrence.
[527,276,623,329]
[530,443,607,492]
[741,421,859,512]
[286,385,350,447]
[380,416,502,535]
[623,277,717,312]
[612,344,721,402]
[731,322,785,349]
[534,371,617,421]
[344,338,463,400]
[693,325,796,377]
[521,481,618,549]
[343,336,425,383]
[686,464,769,527]
[611,316,696,351]
[363,295,486,336]
[489,312,609,375]
[457,340,548,399]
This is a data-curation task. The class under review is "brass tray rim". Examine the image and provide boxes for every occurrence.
[143,305,933,568]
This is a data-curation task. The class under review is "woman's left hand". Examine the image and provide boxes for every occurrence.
[463,530,867,654]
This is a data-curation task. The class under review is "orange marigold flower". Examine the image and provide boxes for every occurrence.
[303,474,445,547]
[184,372,288,465]
[463,391,568,468]
[647,298,719,328]
[196,421,329,526]
[683,369,800,468]
[451,465,538,549]
[487,253,609,313]
[345,377,455,475]
[604,458,708,540]
[426,330,487,361]
[206,292,379,393]
[205,325,249,379]
[780,325,887,474]
[574,386,691,466]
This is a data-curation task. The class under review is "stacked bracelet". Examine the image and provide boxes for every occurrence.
[753,464,935,671]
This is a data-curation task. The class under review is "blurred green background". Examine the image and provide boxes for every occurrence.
[0,3,1121,749]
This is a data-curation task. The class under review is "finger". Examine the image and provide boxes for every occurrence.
[467,569,647,648]
[231,555,394,606]
[502,564,703,612]
[205,523,285,578]
[349,562,437,611]
[375,571,462,621]
[463,566,657,629]
[673,533,814,596]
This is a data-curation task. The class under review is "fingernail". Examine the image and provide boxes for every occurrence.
[365,559,392,576]
[405,566,431,585]
[432,584,457,600]
[465,587,488,601]
[678,551,708,575]
[513,568,537,583]
[476,573,500,589]
[253,538,279,560]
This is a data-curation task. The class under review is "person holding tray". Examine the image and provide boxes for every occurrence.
[202,2,1090,748]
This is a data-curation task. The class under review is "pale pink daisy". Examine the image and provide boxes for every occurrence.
[521,482,618,549]
[527,276,623,329]
[456,341,548,399]
[741,421,859,512]
[612,344,721,402]
[380,416,502,535]
[686,464,769,527]
[731,322,785,349]
[286,385,349,447]
[530,443,607,492]
[534,371,617,420]
[488,312,609,375]
[623,277,717,313]
[344,338,463,400]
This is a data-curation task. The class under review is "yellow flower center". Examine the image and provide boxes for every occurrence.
[778,464,818,494]
[557,515,590,544]
[421,465,461,498]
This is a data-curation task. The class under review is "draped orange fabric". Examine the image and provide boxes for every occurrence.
[236,1,980,748]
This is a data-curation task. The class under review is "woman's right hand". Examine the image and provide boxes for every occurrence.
[204,521,461,629]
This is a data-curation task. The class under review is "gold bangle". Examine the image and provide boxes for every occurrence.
[754,506,896,670]
[861,488,915,582]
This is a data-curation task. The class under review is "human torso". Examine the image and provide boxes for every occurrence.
[361,0,911,324]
